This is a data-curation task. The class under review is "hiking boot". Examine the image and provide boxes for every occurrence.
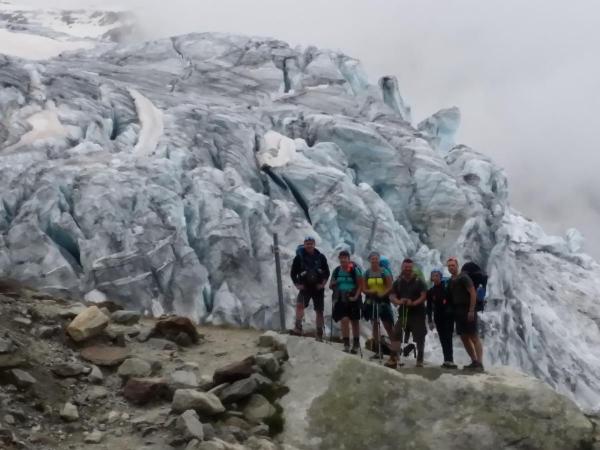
[315,336,323,343]
[384,355,398,369]
[441,362,458,369]
[402,343,416,358]
[369,352,382,360]
[416,361,424,368]
[350,344,360,355]
[343,344,350,353]
[462,361,480,371]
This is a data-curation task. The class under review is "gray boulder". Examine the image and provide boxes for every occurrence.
[280,337,595,450]
[111,310,141,325]
[176,409,204,441]
[117,357,152,379]
[172,389,225,416]
[219,377,259,404]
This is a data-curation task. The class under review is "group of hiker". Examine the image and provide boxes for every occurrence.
[290,236,486,371]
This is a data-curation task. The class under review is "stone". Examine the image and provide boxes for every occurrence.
[169,370,199,389]
[243,395,276,423]
[249,424,270,437]
[208,383,230,398]
[244,436,278,450]
[66,306,109,342]
[123,377,171,405]
[171,389,225,415]
[213,357,256,385]
[84,429,104,443]
[147,338,177,351]
[198,375,215,391]
[88,364,104,384]
[219,377,259,404]
[60,402,79,422]
[80,345,129,366]
[3,414,16,425]
[58,304,87,319]
[154,316,200,345]
[177,409,204,441]
[280,336,596,450]
[223,416,251,430]
[175,331,193,347]
[257,331,287,351]
[254,354,280,378]
[12,317,32,327]
[9,369,37,388]
[0,337,14,354]
[107,411,120,423]
[111,310,141,325]
[0,352,25,368]
[248,374,274,392]
[51,362,87,378]
[117,357,152,379]
[137,327,154,342]
[99,307,111,318]
[87,386,109,401]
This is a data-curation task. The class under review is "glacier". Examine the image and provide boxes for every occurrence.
[1,26,600,411]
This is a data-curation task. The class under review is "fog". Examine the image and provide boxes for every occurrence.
[11,0,600,257]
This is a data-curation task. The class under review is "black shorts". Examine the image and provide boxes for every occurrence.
[393,313,427,342]
[332,298,362,322]
[297,289,325,312]
[455,309,478,336]
[362,299,394,324]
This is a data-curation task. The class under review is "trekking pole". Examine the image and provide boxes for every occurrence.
[376,299,382,364]
[329,296,334,344]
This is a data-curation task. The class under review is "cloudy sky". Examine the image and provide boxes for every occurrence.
[11,0,600,257]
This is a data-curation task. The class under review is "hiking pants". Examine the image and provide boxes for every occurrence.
[434,313,454,363]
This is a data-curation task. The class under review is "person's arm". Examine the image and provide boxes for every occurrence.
[329,267,337,290]
[351,269,363,300]
[318,255,330,289]
[382,271,393,297]
[412,290,427,307]
[390,280,401,305]
[467,284,477,321]
[291,256,303,288]
[426,290,433,322]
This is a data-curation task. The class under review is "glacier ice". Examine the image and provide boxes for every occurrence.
[1,29,600,411]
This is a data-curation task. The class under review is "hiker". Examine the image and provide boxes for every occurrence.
[427,269,457,369]
[446,257,484,371]
[362,252,395,359]
[389,258,428,368]
[330,250,363,353]
[291,236,330,341]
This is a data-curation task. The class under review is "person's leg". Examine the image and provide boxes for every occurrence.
[314,290,325,341]
[294,291,306,333]
[460,334,476,362]
[438,316,453,363]
[341,316,350,351]
[349,301,361,353]
[472,334,483,365]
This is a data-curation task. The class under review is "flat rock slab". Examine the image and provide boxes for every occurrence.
[80,345,129,367]
[123,377,171,405]
[213,356,256,385]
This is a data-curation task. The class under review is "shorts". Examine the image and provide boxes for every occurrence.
[332,297,362,322]
[392,312,426,343]
[362,298,394,324]
[297,289,325,312]
[454,309,478,336]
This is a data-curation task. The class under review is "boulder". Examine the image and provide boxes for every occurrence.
[88,364,104,384]
[51,362,88,378]
[123,377,171,405]
[60,402,79,422]
[117,357,152,379]
[66,306,109,342]
[243,394,276,423]
[219,377,259,404]
[171,389,225,415]
[147,338,178,350]
[176,409,204,441]
[8,369,37,388]
[255,353,280,378]
[0,337,14,354]
[80,345,129,366]
[154,316,200,345]
[257,331,287,351]
[280,336,595,450]
[169,370,199,389]
[213,356,256,385]
[84,429,104,443]
[111,310,141,325]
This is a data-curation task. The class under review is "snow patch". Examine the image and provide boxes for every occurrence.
[83,289,107,303]
[257,131,297,168]
[0,28,93,59]
[4,101,67,152]
[128,88,164,157]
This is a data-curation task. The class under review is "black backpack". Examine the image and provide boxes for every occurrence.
[461,262,488,311]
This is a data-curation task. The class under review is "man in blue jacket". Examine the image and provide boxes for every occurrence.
[291,236,330,341]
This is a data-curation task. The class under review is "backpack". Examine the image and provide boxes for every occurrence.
[379,256,391,271]
[332,263,360,285]
[461,262,488,312]
[296,245,323,287]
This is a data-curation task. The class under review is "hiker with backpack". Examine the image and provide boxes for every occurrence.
[362,252,395,360]
[389,258,428,368]
[427,269,457,369]
[330,250,363,353]
[446,257,484,371]
[291,236,330,341]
